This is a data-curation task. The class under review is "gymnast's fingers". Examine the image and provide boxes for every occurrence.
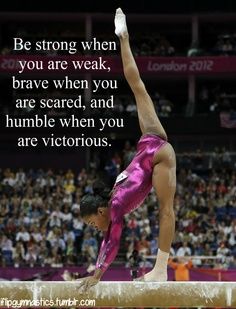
[77,278,86,291]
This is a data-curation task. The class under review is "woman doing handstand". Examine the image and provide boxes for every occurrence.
[78,8,176,291]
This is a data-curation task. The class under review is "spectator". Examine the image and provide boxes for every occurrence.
[217,242,231,262]
[137,233,150,255]
[81,232,98,262]
[126,100,137,116]
[24,244,38,267]
[77,168,88,187]
[61,204,73,223]
[176,241,192,257]
[12,241,25,267]
[1,235,13,265]
[16,226,30,249]
[168,257,193,281]
[65,237,75,265]
[150,236,158,255]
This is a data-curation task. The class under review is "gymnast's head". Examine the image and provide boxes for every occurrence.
[80,181,111,232]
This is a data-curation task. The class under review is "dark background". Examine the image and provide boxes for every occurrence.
[1,0,236,13]
[0,0,236,169]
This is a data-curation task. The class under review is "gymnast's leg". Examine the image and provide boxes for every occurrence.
[145,143,176,281]
[115,8,167,139]
[115,8,176,281]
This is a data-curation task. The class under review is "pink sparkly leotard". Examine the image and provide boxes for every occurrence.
[96,134,167,272]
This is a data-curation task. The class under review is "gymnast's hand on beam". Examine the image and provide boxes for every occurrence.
[77,276,100,292]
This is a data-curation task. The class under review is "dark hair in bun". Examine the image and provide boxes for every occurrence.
[80,180,110,217]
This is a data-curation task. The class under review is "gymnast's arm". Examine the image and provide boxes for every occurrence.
[78,216,123,291]
[94,217,123,279]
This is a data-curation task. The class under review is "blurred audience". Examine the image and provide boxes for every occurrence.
[0,145,235,269]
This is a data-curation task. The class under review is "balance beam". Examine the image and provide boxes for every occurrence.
[0,281,235,308]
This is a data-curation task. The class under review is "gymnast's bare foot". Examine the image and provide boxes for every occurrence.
[114,8,129,39]
[134,269,167,282]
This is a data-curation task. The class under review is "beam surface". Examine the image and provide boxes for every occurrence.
[0,281,235,308]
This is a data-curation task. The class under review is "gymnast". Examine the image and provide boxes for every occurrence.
[78,8,176,291]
